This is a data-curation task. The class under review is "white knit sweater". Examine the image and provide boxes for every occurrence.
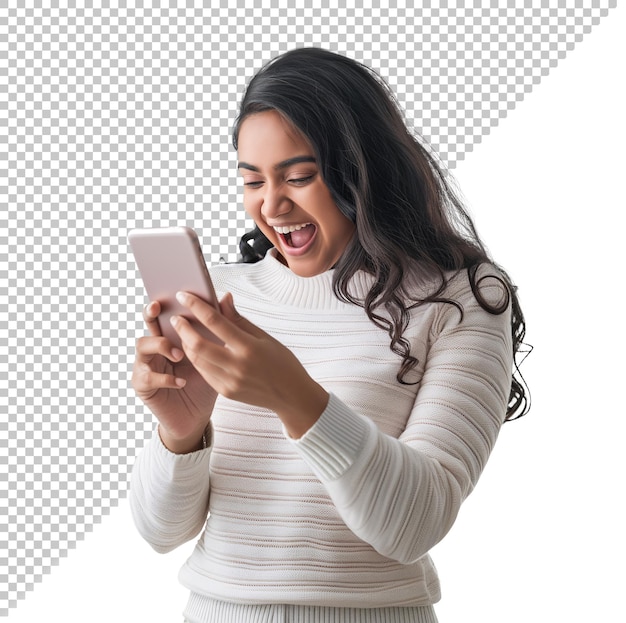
[130,249,513,608]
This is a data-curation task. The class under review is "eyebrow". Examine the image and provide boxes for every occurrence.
[237,156,317,172]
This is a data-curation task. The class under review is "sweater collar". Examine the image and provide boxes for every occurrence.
[252,248,375,310]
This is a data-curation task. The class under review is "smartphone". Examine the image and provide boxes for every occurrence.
[128,227,222,349]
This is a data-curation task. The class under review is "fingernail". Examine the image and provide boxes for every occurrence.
[176,291,189,305]
[171,348,184,360]
[175,377,186,388]
[170,315,180,327]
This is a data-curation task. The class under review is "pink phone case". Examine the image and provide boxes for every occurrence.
[128,227,222,349]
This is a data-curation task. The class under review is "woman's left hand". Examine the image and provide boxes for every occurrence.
[170,291,329,439]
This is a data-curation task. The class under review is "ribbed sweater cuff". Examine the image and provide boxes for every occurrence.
[150,423,213,473]
[287,393,373,482]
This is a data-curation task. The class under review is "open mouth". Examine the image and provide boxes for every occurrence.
[274,223,317,254]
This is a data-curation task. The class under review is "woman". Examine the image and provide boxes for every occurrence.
[130,47,528,622]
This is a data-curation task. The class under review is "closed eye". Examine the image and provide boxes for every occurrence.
[243,180,264,188]
[242,173,317,189]
[288,174,316,186]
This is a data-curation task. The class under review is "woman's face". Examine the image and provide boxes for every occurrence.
[237,110,355,277]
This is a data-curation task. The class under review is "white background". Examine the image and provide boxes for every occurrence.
[8,4,626,622]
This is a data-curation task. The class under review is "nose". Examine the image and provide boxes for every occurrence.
[260,182,292,221]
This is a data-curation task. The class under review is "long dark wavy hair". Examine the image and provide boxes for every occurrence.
[232,47,530,421]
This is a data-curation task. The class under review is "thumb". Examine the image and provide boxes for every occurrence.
[220,292,243,324]
[219,292,269,340]
[219,292,240,321]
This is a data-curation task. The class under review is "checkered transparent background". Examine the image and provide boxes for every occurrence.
[0,0,617,616]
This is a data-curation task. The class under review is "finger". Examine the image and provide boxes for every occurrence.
[133,363,187,392]
[217,292,235,317]
[163,317,235,389]
[177,291,267,345]
[219,292,269,339]
[169,313,225,362]
[143,300,163,337]
[135,335,185,365]
[219,292,242,323]
[175,291,246,347]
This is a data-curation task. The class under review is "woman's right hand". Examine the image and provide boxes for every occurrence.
[131,300,218,454]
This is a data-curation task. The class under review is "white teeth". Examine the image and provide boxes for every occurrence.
[273,223,312,235]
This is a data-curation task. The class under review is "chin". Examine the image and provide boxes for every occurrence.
[285,263,321,278]
[284,257,335,278]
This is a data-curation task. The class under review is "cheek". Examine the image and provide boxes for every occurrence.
[326,202,355,235]
[244,198,276,240]
[243,195,262,222]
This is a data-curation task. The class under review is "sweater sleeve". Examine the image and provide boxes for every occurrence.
[288,272,513,565]
[129,426,212,554]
